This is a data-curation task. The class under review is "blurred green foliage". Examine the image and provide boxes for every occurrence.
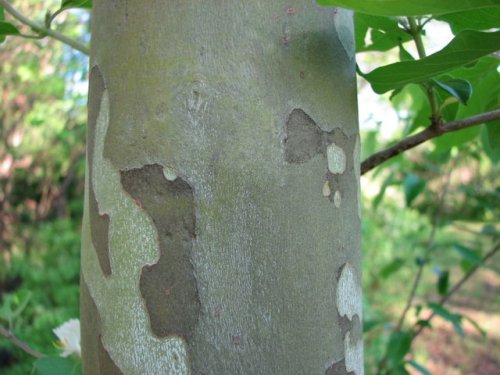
[0,1,87,373]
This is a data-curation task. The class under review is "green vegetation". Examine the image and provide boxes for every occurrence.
[0,0,499,374]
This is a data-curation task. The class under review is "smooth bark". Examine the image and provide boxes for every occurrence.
[81,1,361,374]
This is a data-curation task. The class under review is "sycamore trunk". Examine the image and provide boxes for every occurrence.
[80,1,362,374]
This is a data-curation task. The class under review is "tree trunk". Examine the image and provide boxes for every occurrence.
[80,1,362,374]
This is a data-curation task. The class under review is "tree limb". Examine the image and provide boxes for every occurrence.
[0,324,45,358]
[361,109,500,175]
[0,0,90,55]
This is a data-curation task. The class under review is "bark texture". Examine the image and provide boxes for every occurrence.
[81,1,361,374]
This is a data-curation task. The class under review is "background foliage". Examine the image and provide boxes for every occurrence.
[0,0,498,374]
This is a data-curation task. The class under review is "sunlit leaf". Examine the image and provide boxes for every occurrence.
[316,0,499,16]
[432,79,472,105]
[363,30,500,94]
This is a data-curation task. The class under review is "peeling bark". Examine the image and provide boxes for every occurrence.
[121,164,200,339]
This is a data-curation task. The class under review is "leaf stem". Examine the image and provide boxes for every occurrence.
[361,109,500,175]
[0,0,89,55]
[407,16,441,127]
[0,324,45,358]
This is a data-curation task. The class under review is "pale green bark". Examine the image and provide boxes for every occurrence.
[81,1,361,374]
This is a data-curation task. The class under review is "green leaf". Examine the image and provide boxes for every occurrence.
[452,244,482,265]
[436,269,449,296]
[373,172,397,208]
[415,319,432,329]
[316,0,499,16]
[463,315,487,339]
[406,360,432,375]
[427,303,463,336]
[363,319,383,333]
[380,258,406,278]
[437,8,500,33]
[482,224,499,236]
[398,42,415,62]
[403,174,425,206]
[363,30,500,94]
[61,0,92,9]
[481,122,500,163]
[432,79,472,105]
[354,13,412,52]
[415,256,426,266]
[33,357,81,375]
[386,331,413,368]
[434,56,499,151]
[0,21,20,36]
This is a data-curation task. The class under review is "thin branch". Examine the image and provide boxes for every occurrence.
[0,324,45,358]
[361,109,500,175]
[394,261,425,333]
[413,241,500,338]
[0,0,89,55]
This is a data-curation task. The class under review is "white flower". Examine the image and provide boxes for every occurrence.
[53,319,81,358]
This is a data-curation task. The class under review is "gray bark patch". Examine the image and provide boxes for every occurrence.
[284,108,324,164]
[338,312,362,342]
[325,359,355,375]
[120,164,200,339]
[80,276,122,374]
[284,109,357,204]
[87,65,112,276]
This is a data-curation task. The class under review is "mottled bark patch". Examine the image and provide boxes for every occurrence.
[336,263,364,375]
[80,275,122,374]
[283,109,357,204]
[325,359,355,375]
[284,108,323,164]
[338,312,362,342]
[120,164,200,339]
[87,65,111,276]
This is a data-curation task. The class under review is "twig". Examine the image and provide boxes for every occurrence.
[0,324,45,358]
[0,0,89,55]
[413,241,500,338]
[361,109,500,175]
